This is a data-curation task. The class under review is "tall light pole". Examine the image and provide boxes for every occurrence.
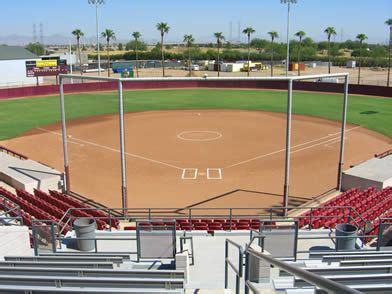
[281,0,297,76]
[88,0,104,76]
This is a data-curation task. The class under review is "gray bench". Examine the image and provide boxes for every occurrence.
[309,250,392,259]
[5,255,124,265]
[39,253,131,260]
[280,265,392,276]
[0,266,185,279]
[323,253,392,263]
[0,275,184,289]
[340,259,392,266]
[0,284,184,293]
[0,261,114,269]
[295,273,392,288]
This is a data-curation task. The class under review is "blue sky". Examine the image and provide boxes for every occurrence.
[1,0,391,44]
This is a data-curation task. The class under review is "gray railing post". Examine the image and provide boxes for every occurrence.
[224,240,228,288]
[309,208,313,230]
[229,208,233,231]
[237,246,243,294]
[32,225,38,256]
[244,251,250,294]
[50,222,57,253]
[376,221,383,251]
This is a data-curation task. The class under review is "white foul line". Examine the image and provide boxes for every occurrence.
[37,127,183,170]
[226,126,361,168]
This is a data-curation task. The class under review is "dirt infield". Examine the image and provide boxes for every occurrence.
[2,109,391,210]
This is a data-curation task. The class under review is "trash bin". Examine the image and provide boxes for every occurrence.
[73,218,96,251]
[335,223,358,251]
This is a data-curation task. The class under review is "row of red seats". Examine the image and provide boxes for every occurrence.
[16,189,65,221]
[296,187,392,232]
[49,191,118,228]
[34,189,107,230]
[0,187,66,231]
[0,194,33,226]
[124,219,276,232]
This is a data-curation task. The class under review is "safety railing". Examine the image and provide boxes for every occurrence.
[243,247,361,294]
[0,145,28,160]
[376,217,392,250]
[0,195,23,226]
[224,239,244,294]
[55,204,384,247]
[180,235,195,265]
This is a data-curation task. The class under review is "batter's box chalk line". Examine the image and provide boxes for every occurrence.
[181,168,198,180]
[207,168,222,180]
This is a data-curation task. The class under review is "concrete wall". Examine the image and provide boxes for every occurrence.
[0,226,32,256]
[0,59,43,87]
[0,79,391,100]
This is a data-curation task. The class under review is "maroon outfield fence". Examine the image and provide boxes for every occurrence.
[0,80,391,100]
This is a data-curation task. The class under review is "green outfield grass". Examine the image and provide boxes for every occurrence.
[0,89,391,141]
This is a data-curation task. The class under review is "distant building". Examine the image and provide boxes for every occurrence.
[0,45,43,87]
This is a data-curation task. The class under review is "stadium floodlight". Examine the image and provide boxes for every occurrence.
[281,0,297,76]
[88,0,105,76]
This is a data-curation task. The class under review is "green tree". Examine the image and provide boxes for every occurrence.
[386,18,392,87]
[118,43,123,51]
[324,26,337,73]
[250,38,269,53]
[356,33,368,84]
[72,29,84,74]
[132,31,141,78]
[242,27,256,77]
[125,40,147,51]
[25,42,45,56]
[183,34,195,77]
[156,22,170,77]
[214,32,225,77]
[268,31,279,76]
[101,29,116,77]
[294,30,306,76]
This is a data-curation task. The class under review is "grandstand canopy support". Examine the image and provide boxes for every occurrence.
[58,73,349,217]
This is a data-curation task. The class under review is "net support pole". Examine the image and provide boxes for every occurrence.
[118,80,128,217]
[337,76,349,191]
[283,79,293,216]
[59,77,71,193]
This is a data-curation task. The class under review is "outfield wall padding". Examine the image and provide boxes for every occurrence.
[0,80,391,100]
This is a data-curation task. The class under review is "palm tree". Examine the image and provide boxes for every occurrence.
[242,27,256,77]
[72,29,84,75]
[183,34,195,77]
[101,29,116,77]
[132,31,141,78]
[356,33,368,84]
[214,32,225,77]
[268,31,279,76]
[386,18,392,87]
[156,22,170,77]
[324,26,337,74]
[294,30,306,76]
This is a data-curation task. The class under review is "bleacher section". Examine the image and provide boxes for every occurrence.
[296,187,392,241]
[274,250,392,292]
[0,254,185,293]
[0,187,118,234]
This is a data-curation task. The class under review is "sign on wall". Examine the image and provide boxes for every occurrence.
[26,59,68,77]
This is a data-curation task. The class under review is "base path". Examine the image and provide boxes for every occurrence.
[2,110,391,210]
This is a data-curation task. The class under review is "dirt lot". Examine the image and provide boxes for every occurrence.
[2,110,391,210]
[48,66,389,87]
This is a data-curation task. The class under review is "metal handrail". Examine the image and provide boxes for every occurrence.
[244,247,361,294]
[224,239,244,294]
